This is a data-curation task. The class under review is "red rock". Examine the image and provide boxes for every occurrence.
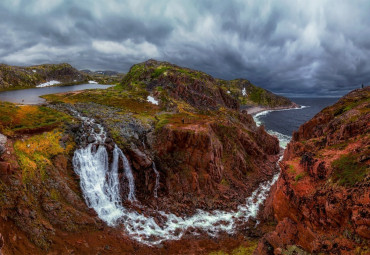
[0,162,11,175]
[258,87,370,254]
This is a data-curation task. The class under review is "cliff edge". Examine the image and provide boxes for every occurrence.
[257,87,370,254]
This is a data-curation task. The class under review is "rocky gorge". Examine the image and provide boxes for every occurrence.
[0,60,368,254]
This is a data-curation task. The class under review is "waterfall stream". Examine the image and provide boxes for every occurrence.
[72,112,281,245]
[152,162,160,198]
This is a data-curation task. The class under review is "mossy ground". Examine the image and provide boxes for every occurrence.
[331,154,369,186]
[14,130,74,185]
[0,102,71,136]
[208,240,258,255]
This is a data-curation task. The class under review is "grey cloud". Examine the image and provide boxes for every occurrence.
[0,0,369,96]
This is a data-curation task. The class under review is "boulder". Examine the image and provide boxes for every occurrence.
[0,133,7,155]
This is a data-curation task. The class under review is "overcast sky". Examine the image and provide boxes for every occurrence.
[0,0,369,96]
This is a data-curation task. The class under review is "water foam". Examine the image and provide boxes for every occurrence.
[252,105,308,148]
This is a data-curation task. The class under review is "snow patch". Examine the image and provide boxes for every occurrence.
[36,80,61,88]
[32,69,36,73]
[147,96,159,105]
[88,80,98,84]
[242,87,247,96]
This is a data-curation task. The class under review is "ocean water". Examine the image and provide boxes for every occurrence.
[254,97,340,148]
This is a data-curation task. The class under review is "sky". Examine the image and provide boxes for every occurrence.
[0,0,369,97]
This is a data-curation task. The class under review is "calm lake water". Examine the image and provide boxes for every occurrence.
[0,84,113,104]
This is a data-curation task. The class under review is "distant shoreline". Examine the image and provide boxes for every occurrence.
[244,103,300,115]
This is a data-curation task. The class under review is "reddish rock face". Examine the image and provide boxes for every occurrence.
[131,111,280,215]
[258,87,370,254]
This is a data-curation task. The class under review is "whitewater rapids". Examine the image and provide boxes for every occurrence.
[72,112,281,245]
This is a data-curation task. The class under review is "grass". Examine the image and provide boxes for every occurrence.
[151,66,169,78]
[43,87,158,117]
[14,130,74,185]
[331,154,368,186]
[288,164,296,174]
[208,241,258,255]
[0,102,70,135]
[294,172,307,182]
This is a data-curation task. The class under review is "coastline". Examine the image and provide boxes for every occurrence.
[245,103,300,116]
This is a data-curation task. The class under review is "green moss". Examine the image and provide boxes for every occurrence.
[151,66,169,78]
[0,102,70,135]
[288,165,296,174]
[208,240,258,255]
[331,154,368,186]
[220,178,230,186]
[14,131,73,186]
[294,172,306,182]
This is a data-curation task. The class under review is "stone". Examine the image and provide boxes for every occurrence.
[0,133,7,155]
[87,135,96,143]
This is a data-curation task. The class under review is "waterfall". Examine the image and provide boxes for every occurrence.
[72,111,280,245]
[115,145,136,201]
[73,144,124,225]
[152,162,160,198]
[72,114,136,225]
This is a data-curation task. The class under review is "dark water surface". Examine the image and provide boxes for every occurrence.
[0,84,113,104]
[254,98,340,148]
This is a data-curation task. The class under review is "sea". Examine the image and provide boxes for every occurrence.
[253,97,340,148]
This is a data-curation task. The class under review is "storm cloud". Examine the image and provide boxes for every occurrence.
[1,0,369,96]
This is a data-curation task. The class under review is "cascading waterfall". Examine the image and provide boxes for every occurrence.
[72,111,281,245]
[152,162,160,198]
[72,113,136,225]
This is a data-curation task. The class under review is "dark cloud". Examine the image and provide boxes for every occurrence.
[0,0,369,96]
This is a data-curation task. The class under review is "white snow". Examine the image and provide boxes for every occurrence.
[242,87,247,96]
[147,96,159,105]
[88,80,98,84]
[32,69,36,73]
[36,80,61,88]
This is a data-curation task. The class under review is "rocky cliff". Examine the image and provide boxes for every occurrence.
[0,63,88,90]
[257,87,370,254]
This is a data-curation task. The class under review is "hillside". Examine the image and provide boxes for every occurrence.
[0,63,88,90]
[257,87,370,254]
[121,59,297,110]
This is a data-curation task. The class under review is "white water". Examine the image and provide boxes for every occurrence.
[72,111,281,245]
[152,162,160,198]
[253,105,308,149]
[72,113,136,225]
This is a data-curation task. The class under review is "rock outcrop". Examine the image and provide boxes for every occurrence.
[257,87,370,254]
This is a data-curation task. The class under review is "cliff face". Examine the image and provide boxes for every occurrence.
[257,87,370,254]
[0,63,88,90]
